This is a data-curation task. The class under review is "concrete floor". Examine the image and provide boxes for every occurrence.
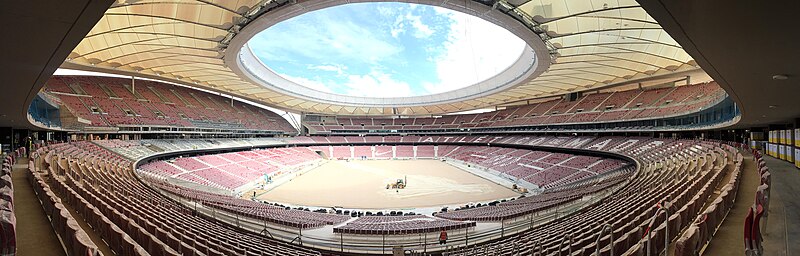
[685,152,797,256]
[760,156,798,256]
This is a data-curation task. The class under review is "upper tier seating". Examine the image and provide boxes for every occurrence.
[304,82,724,133]
[43,76,296,133]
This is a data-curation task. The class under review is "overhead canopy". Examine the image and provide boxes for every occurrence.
[65,0,700,116]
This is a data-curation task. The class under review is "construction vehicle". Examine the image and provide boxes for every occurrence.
[386,178,406,189]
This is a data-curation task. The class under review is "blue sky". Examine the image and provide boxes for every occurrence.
[248,2,526,98]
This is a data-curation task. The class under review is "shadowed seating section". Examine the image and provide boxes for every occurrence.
[0,148,25,255]
[31,142,322,256]
[28,149,103,256]
[42,76,296,133]
[436,169,631,222]
[441,140,743,255]
[439,146,629,188]
[333,215,475,235]
[305,82,725,133]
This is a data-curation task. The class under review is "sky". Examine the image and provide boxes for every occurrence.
[248,2,526,98]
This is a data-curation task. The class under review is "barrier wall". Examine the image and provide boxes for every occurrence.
[766,129,799,169]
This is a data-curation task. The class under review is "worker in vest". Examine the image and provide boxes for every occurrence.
[27,136,33,158]
[439,229,448,245]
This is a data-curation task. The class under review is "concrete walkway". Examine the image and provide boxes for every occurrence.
[11,158,66,256]
[760,156,798,256]
[702,153,797,256]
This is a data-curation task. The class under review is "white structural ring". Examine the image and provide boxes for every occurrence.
[224,0,551,108]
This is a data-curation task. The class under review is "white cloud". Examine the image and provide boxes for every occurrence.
[279,74,334,93]
[424,7,526,94]
[251,13,402,64]
[307,64,347,75]
[390,15,406,38]
[279,69,414,98]
[388,10,435,39]
[341,70,414,97]
[405,13,434,38]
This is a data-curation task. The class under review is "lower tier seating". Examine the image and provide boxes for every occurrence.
[334,215,476,235]
[32,144,322,256]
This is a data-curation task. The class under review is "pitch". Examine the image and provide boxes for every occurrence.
[257,159,519,209]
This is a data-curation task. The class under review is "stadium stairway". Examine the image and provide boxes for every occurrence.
[699,152,761,255]
[10,158,65,256]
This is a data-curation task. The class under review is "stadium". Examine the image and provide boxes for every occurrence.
[0,1,796,256]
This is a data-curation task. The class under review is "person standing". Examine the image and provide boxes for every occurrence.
[27,136,33,158]
[439,229,448,245]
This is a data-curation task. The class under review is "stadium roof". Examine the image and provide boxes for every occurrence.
[62,0,699,116]
[6,0,796,130]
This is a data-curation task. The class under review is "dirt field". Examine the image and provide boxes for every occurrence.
[257,160,519,209]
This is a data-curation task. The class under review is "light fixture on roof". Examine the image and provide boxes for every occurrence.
[768,105,778,109]
[772,74,789,80]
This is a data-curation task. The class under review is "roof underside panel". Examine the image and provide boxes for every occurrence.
[64,0,699,116]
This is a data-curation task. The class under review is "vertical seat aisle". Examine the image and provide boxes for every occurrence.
[11,158,66,256]
[698,153,761,255]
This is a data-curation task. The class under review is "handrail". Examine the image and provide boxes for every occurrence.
[259,227,274,239]
[559,234,573,256]
[645,197,671,256]
[533,240,542,256]
[290,236,303,246]
[595,223,614,256]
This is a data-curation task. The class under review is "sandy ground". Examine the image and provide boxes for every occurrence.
[257,160,519,209]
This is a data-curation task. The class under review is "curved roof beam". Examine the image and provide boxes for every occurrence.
[85,22,183,38]
[103,47,218,63]
[553,60,643,73]
[538,73,609,84]
[109,0,244,15]
[537,5,644,24]
[145,60,226,70]
[115,53,220,66]
[104,13,229,31]
[532,79,591,87]
[557,41,683,50]
[73,35,218,59]
[557,51,685,65]
[548,27,663,39]
[546,68,625,80]
[167,67,234,74]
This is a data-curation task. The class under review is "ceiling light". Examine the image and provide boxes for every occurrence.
[768,105,778,108]
[772,74,789,80]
